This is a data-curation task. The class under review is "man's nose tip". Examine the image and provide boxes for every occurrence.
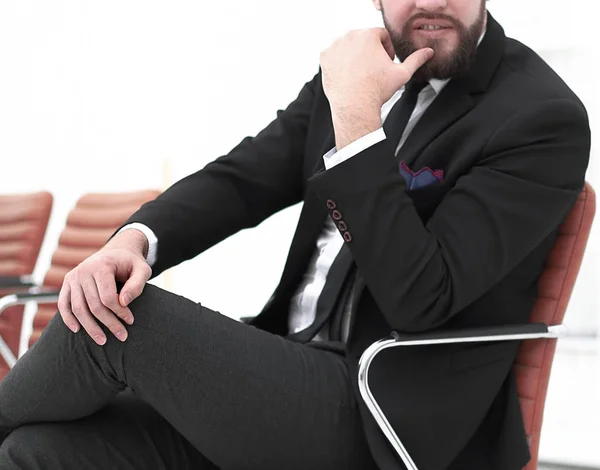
[414,0,448,11]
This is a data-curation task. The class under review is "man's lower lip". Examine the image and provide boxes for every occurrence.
[413,28,453,37]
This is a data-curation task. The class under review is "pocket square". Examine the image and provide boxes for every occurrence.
[399,161,444,190]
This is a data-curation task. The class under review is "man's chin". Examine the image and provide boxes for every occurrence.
[412,37,457,58]
[429,50,457,69]
[411,48,459,81]
[405,41,458,73]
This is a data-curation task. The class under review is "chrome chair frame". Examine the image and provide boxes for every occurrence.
[0,290,59,368]
[357,323,568,470]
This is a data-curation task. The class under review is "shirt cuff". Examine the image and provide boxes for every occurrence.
[322,128,386,170]
[116,223,158,267]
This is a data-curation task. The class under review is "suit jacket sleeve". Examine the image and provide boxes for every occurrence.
[121,72,320,277]
[308,98,591,332]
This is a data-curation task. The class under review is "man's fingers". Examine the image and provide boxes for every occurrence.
[119,261,151,308]
[399,48,435,78]
[70,284,107,345]
[80,278,129,343]
[94,271,134,325]
[57,283,80,333]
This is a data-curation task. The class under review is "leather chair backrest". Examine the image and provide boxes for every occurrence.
[0,191,53,376]
[29,190,160,346]
[0,191,53,278]
[515,182,595,469]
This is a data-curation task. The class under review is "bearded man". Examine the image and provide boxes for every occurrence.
[0,0,589,469]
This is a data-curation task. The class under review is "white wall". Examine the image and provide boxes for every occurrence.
[0,0,598,467]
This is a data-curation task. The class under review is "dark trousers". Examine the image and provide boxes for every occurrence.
[0,284,377,470]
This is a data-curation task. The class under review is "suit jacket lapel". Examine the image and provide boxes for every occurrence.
[462,13,506,94]
[398,80,474,169]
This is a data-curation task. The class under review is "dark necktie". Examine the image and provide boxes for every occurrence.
[288,80,428,343]
[383,80,428,156]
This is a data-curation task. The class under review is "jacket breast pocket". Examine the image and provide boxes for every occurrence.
[408,183,448,222]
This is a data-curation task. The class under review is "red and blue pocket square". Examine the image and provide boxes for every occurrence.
[399,161,444,190]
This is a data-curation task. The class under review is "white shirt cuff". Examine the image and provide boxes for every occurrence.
[322,128,386,170]
[116,223,158,267]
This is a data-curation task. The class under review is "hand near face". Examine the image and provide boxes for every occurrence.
[320,28,433,113]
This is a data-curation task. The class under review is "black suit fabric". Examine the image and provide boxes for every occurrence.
[124,14,590,470]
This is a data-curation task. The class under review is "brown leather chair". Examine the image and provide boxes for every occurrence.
[0,191,53,378]
[0,190,159,366]
[358,182,596,470]
[517,182,596,470]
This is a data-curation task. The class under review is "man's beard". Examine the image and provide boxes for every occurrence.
[384,2,486,82]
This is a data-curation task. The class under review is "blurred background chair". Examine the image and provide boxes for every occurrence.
[0,190,159,370]
[0,191,53,378]
[358,182,596,470]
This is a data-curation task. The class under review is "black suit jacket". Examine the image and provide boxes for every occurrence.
[124,13,590,470]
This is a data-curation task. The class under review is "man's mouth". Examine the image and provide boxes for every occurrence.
[412,18,455,31]
[411,21,455,38]
[417,25,451,31]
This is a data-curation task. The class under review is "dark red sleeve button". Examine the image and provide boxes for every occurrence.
[332,210,342,221]
[343,232,353,242]
[326,199,337,210]
[338,221,347,231]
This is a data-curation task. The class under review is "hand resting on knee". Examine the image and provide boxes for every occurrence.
[57,228,152,346]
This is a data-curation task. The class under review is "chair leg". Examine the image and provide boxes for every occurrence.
[358,338,420,470]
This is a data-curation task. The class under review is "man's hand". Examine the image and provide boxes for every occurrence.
[58,229,152,345]
[320,28,433,149]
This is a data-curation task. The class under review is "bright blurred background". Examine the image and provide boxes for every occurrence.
[0,0,597,468]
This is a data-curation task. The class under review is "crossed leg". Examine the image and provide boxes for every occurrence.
[0,284,376,470]
[0,391,216,469]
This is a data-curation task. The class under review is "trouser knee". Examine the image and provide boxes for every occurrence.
[42,283,164,349]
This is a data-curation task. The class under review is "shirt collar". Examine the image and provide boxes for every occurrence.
[428,78,449,95]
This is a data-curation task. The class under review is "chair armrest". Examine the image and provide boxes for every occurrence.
[0,290,61,317]
[357,322,566,470]
[0,275,36,289]
[388,322,566,346]
[0,290,60,370]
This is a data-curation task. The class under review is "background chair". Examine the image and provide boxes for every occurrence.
[358,182,596,470]
[0,191,53,378]
[0,190,159,368]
